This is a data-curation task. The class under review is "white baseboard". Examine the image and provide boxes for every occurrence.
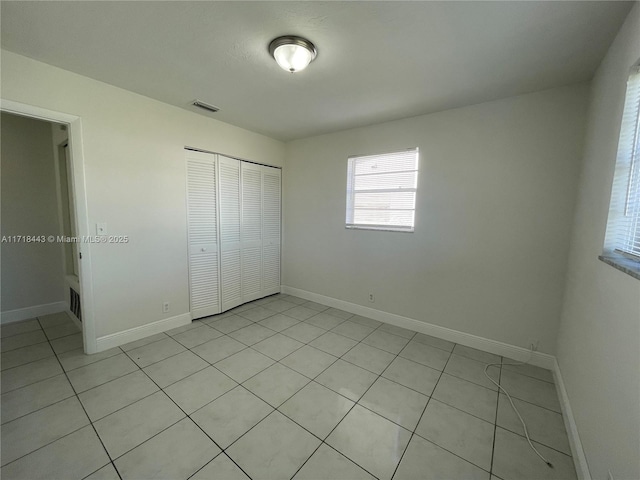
[1,301,67,324]
[95,313,191,352]
[282,286,590,476]
[282,286,556,369]
[553,359,592,480]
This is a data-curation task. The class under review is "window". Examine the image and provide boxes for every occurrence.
[346,148,419,232]
[604,66,640,265]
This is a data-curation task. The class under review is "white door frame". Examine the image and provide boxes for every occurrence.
[1,99,98,354]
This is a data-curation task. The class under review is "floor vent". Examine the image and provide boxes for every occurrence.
[70,287,82,322]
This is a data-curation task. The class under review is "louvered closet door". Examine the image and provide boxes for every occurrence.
[186,151,220,319]
[218,155,243,311]
[241,162,263,302]
[262,166,281,295]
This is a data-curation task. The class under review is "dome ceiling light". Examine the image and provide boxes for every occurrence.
[269,35,317,73]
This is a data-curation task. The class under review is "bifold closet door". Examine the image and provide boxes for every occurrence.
[218,155,243,311]
[262,166,281,295]
[187,151,281,317]
[241,162,263,302]
[186,151,220,318]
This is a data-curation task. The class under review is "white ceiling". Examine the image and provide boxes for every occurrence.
[0,1,633,141]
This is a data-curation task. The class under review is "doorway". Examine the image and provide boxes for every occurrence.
[0,100,96,353]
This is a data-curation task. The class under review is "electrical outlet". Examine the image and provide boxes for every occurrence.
[162,302,170,313]
[368,293,375,303]
[529,340,539,352]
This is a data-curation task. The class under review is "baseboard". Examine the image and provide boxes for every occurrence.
[283,286,589,476]
[281,286,556,370]
[553,359,592,480]
[95,313,191,352]
[1,301,67,324]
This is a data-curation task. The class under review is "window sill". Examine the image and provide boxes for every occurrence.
[598,253,640,281]
[346,225,414,233]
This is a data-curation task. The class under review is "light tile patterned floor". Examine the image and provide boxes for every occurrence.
[0,296,577,480]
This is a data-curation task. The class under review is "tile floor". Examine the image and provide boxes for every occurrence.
[0,294,577,479]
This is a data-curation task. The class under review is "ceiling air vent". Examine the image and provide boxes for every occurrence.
[192,100,220,113]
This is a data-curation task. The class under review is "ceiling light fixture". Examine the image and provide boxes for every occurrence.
[269,36,317,73]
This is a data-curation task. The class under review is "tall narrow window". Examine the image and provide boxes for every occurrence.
[604,66,640,264]
[346,148,419,232]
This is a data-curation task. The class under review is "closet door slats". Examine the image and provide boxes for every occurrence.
[262,167,281,294]
[186,152,220,318]
[186,150,281,319]
[241,162,263,301]
[218,155,243,311]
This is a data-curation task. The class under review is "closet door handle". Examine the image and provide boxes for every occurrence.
[201,247,207,252]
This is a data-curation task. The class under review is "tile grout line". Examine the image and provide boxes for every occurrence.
[158,296,317,479]
[42,302,438,477]
[288,368,397,476]
[0,348,57,373]
[489,360,503,478]
[285,442,327,480]
[1,364,66,395]
[67,333,235,477]
[58,348,125,373]
[174,302,374,477]
[90,311,577,477]
[0,377,81,425]
[0,319,85,352]
[1,302,370,477]
[410,391,495,430]
[186,451,254,480]
[183,311,354,456]
[3,297,568,479]
[0,338,51,354]
[130,303,373,380]
[41,315,124,480]
[390,346,504,478]
[283,325,441,403]
[179,324,345,453]
[495,390,566,415]
[493,424,574,457]
[110,416,188,470]
[2,316,124,480]
[130,367,241,478]
[287,323,419,479]
[0,321,42,338]
[119,300,297,479]
[50,315,189,478]
[84,334,231,477]
[500,364,555,385]
[7,305,485,393]
[389,345,455,480]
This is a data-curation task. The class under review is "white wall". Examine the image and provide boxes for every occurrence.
[1,50,285,340]
[283,84,589,354]
[557,4,640,480]
[1,112,65,312]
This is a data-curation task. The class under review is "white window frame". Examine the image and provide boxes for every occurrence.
[345,148,419,233]
[603,64,640,271]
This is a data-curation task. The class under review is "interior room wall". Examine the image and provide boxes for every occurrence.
[1,50,285,340]
[283,84,589,355]
[1,112,65,313]
[556,4,640,479]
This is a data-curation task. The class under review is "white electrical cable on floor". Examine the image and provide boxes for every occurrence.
[484,352,554,468]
